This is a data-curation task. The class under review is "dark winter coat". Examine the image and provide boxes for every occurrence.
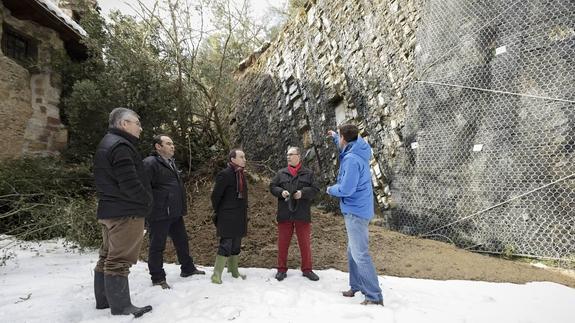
[269,166,319,222]
[143,153,187,222]
[211,166,248,238]
[93,128,152,219]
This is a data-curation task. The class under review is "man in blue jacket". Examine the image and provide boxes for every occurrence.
[326,124,384,306]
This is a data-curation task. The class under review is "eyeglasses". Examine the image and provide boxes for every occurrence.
[125,119,141,127]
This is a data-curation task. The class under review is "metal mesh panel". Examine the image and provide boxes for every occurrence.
[390,0,575,261]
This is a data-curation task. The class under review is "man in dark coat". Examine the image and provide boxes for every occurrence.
[210,148,248,284]
[270,146,320,281]
[93,107,153,318]
[143,135,205,289]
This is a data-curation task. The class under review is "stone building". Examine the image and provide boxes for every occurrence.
[0,0,92,159]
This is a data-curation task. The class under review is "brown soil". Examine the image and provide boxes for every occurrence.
[141,174,575,288]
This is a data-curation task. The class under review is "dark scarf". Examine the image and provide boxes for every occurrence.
[228,162,246,199]
[287,162,302,177]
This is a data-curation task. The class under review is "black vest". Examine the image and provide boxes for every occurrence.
[93,128,152,219]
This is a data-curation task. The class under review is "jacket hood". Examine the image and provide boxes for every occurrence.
[341,136,371,162]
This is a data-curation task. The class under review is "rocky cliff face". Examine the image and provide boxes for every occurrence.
[234,0,419,212]
[232,0,574,259]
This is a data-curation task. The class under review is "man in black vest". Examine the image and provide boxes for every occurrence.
[143,135,205,289]
[93,107,153,318]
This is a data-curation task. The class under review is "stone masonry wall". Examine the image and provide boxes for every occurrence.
[234,0,419,218]
[233,0,574,259]
[0,3,68,159]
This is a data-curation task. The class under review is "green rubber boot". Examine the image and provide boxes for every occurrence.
[227,255,246,280]
[211,255,228,284]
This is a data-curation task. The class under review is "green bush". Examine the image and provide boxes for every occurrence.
[0,157,100,248]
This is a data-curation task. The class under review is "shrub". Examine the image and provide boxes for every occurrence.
[0,157,100,248]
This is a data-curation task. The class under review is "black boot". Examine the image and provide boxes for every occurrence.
[104,274,152,318]
[94,270,109,309]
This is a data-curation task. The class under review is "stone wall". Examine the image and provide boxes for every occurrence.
[393,0,574,258]
[0,3,68,159]
[233,0,574,258]
[0,53,31,159]
[233,0,420,216]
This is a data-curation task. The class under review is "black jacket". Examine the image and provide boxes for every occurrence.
[211,166,248,238]
[93,128,152,219]
[269,166,319,222]
[143,153,187,222]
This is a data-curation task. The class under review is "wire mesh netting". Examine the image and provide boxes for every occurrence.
[389,0,575,261]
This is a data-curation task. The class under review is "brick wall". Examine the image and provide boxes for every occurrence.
[0,3,68,159]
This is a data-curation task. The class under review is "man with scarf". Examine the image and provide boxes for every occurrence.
[269,147,320,281]
[143,135,205,290]
[326,124,384,306]
[210,148,248,283]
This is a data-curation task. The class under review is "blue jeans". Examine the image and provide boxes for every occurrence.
[344,213,383,302]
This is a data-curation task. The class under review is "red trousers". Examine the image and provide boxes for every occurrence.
[277,221,313,273]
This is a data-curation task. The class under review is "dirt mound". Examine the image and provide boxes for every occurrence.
[141,175,575,288]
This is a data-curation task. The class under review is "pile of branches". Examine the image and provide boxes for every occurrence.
[0,158,99,248]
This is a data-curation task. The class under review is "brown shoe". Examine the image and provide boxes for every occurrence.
[342,289,358,297]
[152,280,171,289]
[360,299,384,306]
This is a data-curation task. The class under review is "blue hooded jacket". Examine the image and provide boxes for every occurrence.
[327,133,374,219]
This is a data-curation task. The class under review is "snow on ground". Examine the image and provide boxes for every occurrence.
[0,237,574,323]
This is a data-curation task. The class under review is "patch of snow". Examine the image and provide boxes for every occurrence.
[36,0,88,37]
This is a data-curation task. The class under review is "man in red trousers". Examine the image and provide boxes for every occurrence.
[270,146,320,281]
